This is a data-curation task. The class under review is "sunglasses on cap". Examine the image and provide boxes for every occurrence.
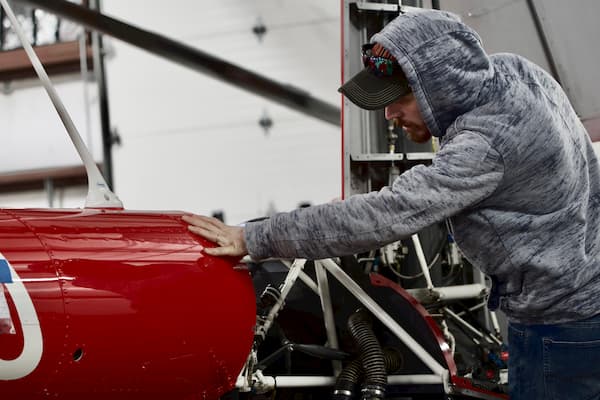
[362,43,400,78]
[337,42,412,110]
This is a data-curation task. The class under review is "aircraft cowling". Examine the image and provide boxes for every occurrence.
[0,208,256,400]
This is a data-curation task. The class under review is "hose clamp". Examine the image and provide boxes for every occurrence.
[333,390,353,397]
[361,386,386,397]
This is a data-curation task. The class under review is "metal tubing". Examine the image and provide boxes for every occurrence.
[319,258,447,377]
[443,307,502,346]
[407,283,488,303]
[457,301,487,316]
[79,33,93,153]
[411,234,434,289]
[89,0,115,190]
[490,311,501,337]
[314,261,342,375]
[14,0,341,127]
[252,374,442,389]
[388,374,442,385]
[281,259,319,295]
[255,259,306,341]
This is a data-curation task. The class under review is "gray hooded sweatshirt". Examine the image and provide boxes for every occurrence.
[245,10,600,324]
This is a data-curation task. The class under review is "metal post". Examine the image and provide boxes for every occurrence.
[0,7,5,49]
[44,178,54,208]
[525,0,562,85]
[314,261,342,375]
[89,0,114,190]
[411,234,434,289]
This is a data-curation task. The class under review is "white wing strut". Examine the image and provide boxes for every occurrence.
[0,0,123,209]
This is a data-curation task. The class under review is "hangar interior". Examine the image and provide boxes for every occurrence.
[0,1,599,399]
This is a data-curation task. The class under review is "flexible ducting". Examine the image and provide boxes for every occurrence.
[333,309,388,400]
[333,348,403,400]
[333,358,362,400]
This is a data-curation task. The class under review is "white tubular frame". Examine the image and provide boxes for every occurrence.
[443,307,503,346]
[407,283,488,304]
[411,234,434,289]
[280,259,319,295]
[255,259,306,341]
[318,258,447,377]
[314,262,342,376]
[253,374,443,389]
[237,257,455,394]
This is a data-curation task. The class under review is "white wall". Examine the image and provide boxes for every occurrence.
[104,0,342,223]
[0,76,102,172]
[442,0,600,122]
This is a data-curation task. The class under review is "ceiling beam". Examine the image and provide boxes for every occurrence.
[0,165,89,192]
[14,0,341,127]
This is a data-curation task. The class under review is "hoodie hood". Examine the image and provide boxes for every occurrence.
[372,10,494,137]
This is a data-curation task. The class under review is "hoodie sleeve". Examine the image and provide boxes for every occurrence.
[245,131,504,260]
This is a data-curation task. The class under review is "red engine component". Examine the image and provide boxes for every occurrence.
[0,208,256,399]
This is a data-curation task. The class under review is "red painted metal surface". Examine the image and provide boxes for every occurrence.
[370,273,457,375]
[0,208,256,399]
[370,274,508,399]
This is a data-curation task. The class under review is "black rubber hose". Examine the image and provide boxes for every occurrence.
[333,348,403,400]
[333,358,362,400]
[347,310,386,400]
[382,348,404,374]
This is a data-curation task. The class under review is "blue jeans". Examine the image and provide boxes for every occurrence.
[508,313,600,400]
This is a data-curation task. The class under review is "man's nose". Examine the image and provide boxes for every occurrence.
[385,104,401,120]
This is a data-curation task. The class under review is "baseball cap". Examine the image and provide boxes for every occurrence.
[338,43,411,110]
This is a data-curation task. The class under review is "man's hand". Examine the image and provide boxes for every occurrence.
[182,214,248,257]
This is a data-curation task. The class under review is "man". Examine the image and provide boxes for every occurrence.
[183,9,600,399]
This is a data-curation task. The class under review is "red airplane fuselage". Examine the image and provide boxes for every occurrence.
[0,208,256,400]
